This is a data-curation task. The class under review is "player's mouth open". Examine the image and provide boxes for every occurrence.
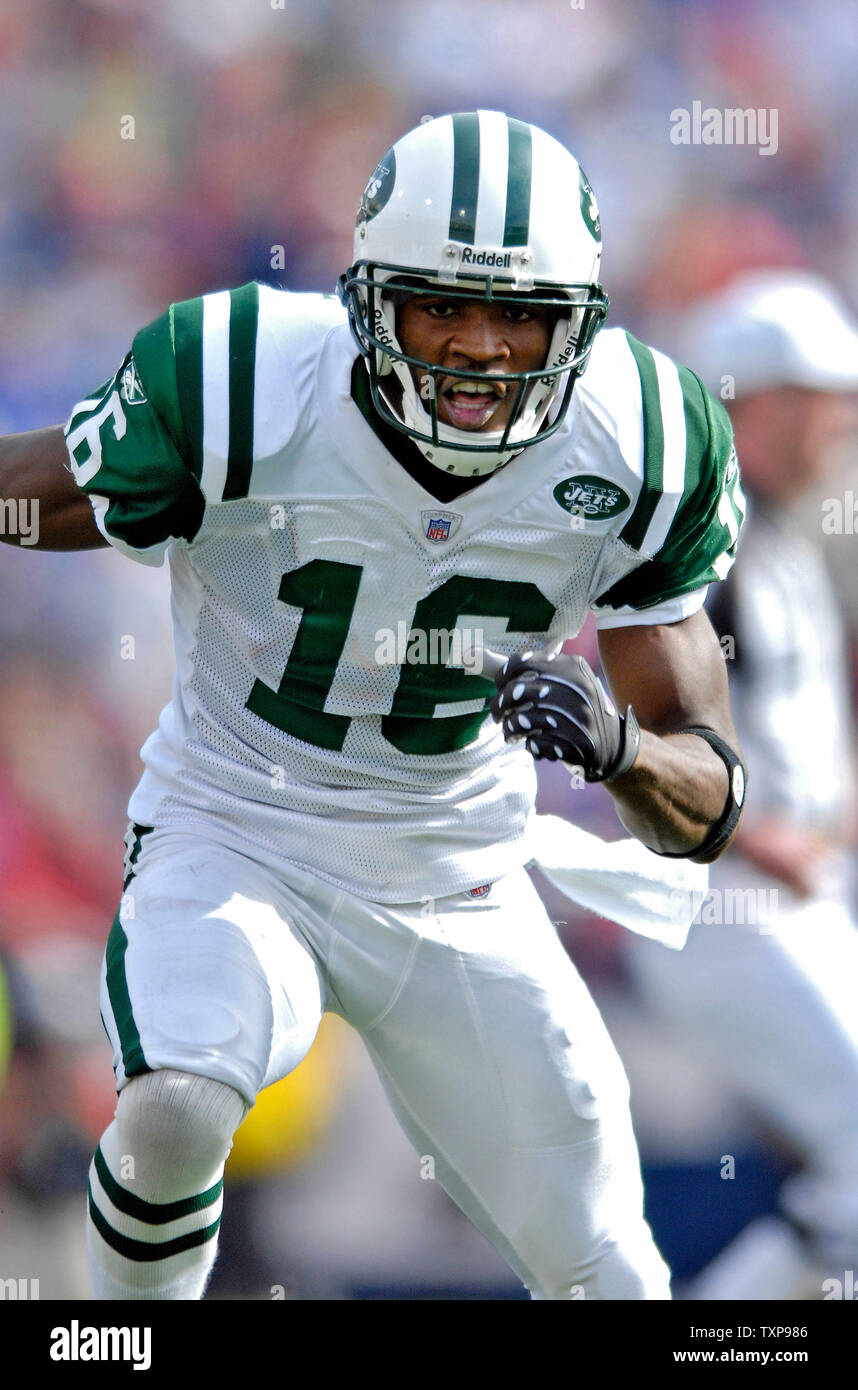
[439,377,507,429]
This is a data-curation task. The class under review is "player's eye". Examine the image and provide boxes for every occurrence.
[423,302,458,318]
[503,306,539,323]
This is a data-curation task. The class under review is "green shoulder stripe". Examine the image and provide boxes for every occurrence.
[224,282,259,501]
[131,309,189,463]
[619,333,664,552]
[170,297,205,482]
[595,368,743,612]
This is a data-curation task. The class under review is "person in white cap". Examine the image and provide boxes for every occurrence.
[627,270,858,1299]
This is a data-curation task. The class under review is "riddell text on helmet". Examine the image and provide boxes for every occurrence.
[460,248,514,267]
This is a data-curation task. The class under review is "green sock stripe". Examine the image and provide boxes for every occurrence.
[503,118,532,247]
[449,113,480,244]
[105,914,149,1080]
[94,1144,223,1225]
[88,1182,220,1262]
[172,297,205,482]
[620,332,665,552]
[223,282,259,501]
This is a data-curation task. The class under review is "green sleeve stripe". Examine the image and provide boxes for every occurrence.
[678,364,710,485]
[131,312,188,457]
[94,1144,223,1224]
[224,282,259,501]
[172,297,205,482]
[619,333,664,551]
[593,368,741,612]
[641,363,709,557]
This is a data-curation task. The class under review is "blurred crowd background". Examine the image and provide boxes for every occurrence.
[1,0,858,1299]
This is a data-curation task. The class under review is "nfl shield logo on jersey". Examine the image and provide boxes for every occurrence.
[468,883,491,898]
[422,510,463,544]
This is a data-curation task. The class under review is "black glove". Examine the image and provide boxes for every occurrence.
[490,651,640,782]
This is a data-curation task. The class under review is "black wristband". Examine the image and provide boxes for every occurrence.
[653,726,747,863]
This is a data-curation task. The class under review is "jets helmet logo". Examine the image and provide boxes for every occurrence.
[578,168,601,242]
[357,150,396,225]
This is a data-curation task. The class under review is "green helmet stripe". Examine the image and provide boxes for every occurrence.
[449,112,480,244]
[620,332,665,551]
[503,117,532,247]
[224,282,259,501]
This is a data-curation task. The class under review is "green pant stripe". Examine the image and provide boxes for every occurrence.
[172,297,205,482]
[88,1184,220,1262]
[122,822,152,891]
[94,1145,223,1225]
[223,283,259,501]
[503,118,532,247]
[449,112,480,244]
[620,332,664,552]
[105,913,149,1080]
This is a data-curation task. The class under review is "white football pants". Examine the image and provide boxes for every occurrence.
[101,827,670,1300]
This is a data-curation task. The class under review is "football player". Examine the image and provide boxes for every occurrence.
[0,111,745,1300]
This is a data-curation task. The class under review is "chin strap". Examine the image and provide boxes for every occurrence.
[653,726,747,863]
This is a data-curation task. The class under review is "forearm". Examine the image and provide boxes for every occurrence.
[0,426,107,549]
[606,729,731,860]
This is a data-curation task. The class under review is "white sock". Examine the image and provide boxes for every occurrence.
[86,1069,248,1300]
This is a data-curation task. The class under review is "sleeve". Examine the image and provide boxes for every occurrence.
[63,300,206,566]
[592,351,745,623]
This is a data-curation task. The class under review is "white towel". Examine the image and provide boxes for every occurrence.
[527,814,708,949]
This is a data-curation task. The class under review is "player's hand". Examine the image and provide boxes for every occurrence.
[489,651,641,782]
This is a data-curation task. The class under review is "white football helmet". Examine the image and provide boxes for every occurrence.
[338,110,609,477]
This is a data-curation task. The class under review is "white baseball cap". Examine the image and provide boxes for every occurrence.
[678,270,858,397]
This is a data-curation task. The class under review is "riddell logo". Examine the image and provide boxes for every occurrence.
[461,248,512,268]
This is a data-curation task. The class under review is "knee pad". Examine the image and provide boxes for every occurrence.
[111,1068,249,1199]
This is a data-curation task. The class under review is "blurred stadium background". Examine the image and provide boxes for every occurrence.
[1,0,857,1299]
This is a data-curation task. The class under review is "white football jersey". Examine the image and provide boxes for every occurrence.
[65,286,743,901]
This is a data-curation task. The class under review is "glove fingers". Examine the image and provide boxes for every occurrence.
[502,708,599,761]
[491,651,536,688]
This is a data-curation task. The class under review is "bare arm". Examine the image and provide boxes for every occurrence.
[0,425,107,550]
[598,608,742,860]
